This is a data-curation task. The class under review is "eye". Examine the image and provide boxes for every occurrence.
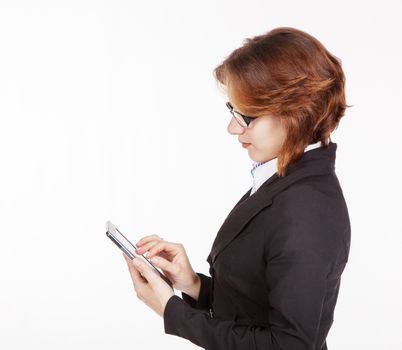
[244,116,257,126]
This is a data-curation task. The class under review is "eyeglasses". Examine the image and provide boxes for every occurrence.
[226,101,258,128]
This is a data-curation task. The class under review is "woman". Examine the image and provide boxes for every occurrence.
[123,26,351,350]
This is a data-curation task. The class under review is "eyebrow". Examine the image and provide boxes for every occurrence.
[228,101,244,114]
[229,102,257,119]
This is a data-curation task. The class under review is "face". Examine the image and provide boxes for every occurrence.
[226,97,287,163]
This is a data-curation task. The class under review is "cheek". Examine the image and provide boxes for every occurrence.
[253,118,284,147]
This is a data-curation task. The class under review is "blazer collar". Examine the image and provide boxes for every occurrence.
[207,141,337,265]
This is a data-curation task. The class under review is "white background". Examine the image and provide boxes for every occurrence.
[1,1,401,349]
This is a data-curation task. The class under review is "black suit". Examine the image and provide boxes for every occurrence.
[163,141,351,350]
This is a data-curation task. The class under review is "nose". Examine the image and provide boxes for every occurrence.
[227,116,245,135]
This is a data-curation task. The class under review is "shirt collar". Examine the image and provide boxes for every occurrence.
[250,140,323,195]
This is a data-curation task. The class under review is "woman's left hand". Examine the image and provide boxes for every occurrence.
[123,253,175,317]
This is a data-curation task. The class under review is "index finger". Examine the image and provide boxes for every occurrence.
[136,234,163,247]
[146,241,178,259]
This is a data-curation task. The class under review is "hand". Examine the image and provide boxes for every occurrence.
[135,235,201,300]
[123,253,175,317]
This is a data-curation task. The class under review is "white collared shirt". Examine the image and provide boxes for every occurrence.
[249,140,323,196]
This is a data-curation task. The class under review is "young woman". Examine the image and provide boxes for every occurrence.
[123,27,351,350]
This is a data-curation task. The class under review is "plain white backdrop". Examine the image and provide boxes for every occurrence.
[1,1,401,349]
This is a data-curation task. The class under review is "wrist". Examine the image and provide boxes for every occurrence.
[182,273,201,301]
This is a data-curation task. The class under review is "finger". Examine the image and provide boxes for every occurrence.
[123,254,146,285]
[130,257,159,284]
[123,253,132,262]
[123,253,133,266]
[136,234,163,247]
[135,240,161,255]
[146,241,180,259]
[149,255,179,275]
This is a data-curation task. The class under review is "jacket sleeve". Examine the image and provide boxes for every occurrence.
[163,194,337,350]
[181,272,212,311]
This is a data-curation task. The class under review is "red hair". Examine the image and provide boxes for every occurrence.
[213,27,352,177]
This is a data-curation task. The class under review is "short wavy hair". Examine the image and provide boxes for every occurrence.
[213,27,352,177]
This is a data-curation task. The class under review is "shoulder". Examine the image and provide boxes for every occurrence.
[262,173,351,264]
[271,172,348,216]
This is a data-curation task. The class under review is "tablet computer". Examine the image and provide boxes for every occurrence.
[105,220,171,285]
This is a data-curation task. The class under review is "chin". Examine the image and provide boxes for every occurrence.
[251,152,277,163]
[249,156,264,162]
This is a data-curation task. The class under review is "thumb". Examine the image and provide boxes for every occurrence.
[150,256,177,274]
[132,257,158,283]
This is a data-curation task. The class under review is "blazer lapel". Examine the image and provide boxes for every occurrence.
[207,142,337,265]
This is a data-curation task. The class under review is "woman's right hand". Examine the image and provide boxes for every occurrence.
[135,235,201,300]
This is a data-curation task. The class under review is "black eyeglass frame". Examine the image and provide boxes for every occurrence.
[226,101,258,128]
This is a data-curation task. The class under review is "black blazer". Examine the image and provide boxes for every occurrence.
[163,141,351,350]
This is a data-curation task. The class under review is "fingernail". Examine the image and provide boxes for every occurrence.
[151,257,158,264]
[133,258,141,267]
